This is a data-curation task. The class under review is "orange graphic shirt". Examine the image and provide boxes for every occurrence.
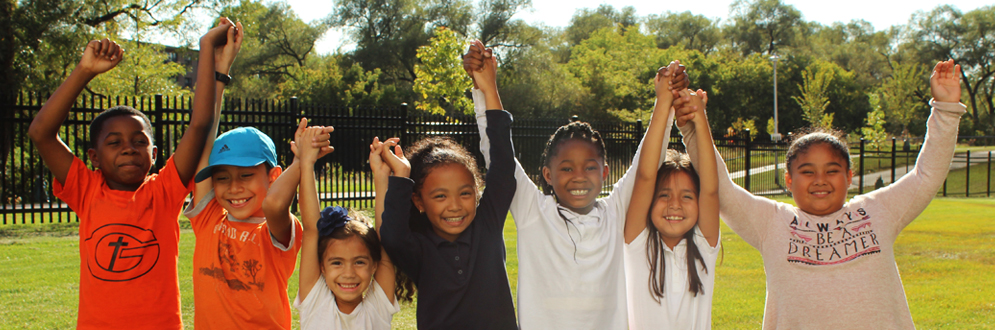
[53,156,190,330]
[184,190,302,329]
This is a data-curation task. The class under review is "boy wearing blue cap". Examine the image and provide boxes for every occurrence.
[185,113,333,327]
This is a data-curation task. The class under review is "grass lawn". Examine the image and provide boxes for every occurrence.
[1,198,993,329]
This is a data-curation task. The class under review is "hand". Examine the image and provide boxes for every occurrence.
[680,89,707,125]
[297,126,328,164]
[201,17,233,47]
[654,66,675,100]
[674,89,697,127]
[471,46,498,94]
[380,138,410,178]
[78,39,124,76]
[667,60,690,94]
[930,59,962,103]
[214,19,244,74]
[369,137,392,178]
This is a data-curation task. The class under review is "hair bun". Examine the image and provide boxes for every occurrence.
[317,206,351,237]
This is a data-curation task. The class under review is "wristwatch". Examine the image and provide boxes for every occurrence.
[215,71,231,84]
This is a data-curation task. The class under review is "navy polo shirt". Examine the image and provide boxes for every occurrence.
[381,110,518,330]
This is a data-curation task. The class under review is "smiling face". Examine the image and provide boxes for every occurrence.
[412,163,478,242]
[542,139,608,214]
[785,143,853,216]
[650,171,699,249]
[320,235,376,314]
[211,164,282,219]
[87,115,156,191]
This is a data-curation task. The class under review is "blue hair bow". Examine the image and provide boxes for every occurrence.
[316,206,351,237]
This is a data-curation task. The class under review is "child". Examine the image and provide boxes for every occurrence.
[26,21,229,328]
[623,70,720,329]
[294,126,400,329]
[185,81,335,330]
[676,60,966,328]
[376,50,518,329]
[464,40,688,329]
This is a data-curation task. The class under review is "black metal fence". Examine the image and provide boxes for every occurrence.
[2,93,993,224]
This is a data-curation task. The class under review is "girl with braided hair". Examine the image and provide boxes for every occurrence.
[463,39,690,329]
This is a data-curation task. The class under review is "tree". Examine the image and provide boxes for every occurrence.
[727,0,802,56]
[412,27,473,115]
[566,26,660,119]
[644,11,721,55]
[88,41,190,97]
[879,61,928,137]
[792,61,834,129]
[564,5,637,46]
[476,0,532,46]
[905,5,995,132]
[861,93,889,149]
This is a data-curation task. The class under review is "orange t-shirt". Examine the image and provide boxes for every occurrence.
[184,189,302,330]
[53,156,190,330]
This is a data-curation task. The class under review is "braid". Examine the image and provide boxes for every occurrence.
[538,121,606,195]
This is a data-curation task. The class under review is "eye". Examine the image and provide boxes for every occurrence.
[827,170,839,174]
[214,175,230,181]
[460,191,474,197]
[356,260,367,266]
[330,260,342,266]
[433,193,446,199]
[683,194,695,200]
[560,167,572,172]
[240,173,254,178]
[586,166,598,171]
[106,140,119,145]
[133,139,148,146]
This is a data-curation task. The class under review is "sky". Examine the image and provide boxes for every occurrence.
[283,0,991,54]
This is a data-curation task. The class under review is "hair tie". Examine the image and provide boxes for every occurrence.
[316,206,351,237]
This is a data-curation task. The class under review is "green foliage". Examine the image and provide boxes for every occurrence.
[565,5,638,46]
[88,41,190,97]
[861,93,889,149]
[413,27,473,115]
[644,11,721,55]
[730,117,759,139]
[727,0,802,55]
[567,26,661,119]
[791,61,834,129]
[880,61,928,137]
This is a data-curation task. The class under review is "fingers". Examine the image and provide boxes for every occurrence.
[698,89,708,107]
[297,118,308,134]
[234,21,244,45]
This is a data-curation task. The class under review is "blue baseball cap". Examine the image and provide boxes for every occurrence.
[194,127,278,182]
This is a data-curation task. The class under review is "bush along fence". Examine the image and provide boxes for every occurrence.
[2,93,993,224]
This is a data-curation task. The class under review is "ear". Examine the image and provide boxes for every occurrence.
[602,164,610,181]
[267,165,283,183]
[87,148,100,170]
[412,192,424,213]
[150,145,158,166]
[784,170,793,191]
[542,166,553,186]
[845,168,854,187]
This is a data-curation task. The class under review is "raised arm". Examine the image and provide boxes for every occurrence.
[172,19,234,183]
[624,69,675,244]
[686,90,719,247]
[295,125,327,302]
[869,59,966,230]
[193,19,243,205]
[28,39,123,185]
[369,137,398,303]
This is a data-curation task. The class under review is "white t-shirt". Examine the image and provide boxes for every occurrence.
[473,90,675,329]
[624,226,721,330]
[294,280,400,330]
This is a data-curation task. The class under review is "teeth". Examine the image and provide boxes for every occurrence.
[339,283,358,289]
[444,217,463,223]
[665,216,683,221]
[569,189,589,196]
[230,199,248,204]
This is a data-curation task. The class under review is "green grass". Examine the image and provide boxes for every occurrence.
[1,198,993,329]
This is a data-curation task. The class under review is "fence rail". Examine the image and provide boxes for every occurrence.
[2,93,993,224]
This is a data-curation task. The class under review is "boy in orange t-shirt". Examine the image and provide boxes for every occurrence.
[185,107,333,326]
[27,20,236,329]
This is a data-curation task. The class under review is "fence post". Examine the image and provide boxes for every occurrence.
[400,103,409,145]
[154,94,165,171]
[744,129,751,192]
[635,119,643,142]
[891,136,897,183]
[857,139,864,194]
[965,151,971,197]
[987,151,991,197]
[289,97,299,214]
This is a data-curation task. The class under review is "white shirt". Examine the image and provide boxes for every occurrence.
[625,226,721,330]
[294,280,400,330]
[473,90,675,329]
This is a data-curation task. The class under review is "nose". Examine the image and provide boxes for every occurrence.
[447,198,463,212]
[120,140,138,155]
[228,179,245,193]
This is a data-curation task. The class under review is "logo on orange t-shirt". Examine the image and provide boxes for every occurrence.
[84,223,161,281]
